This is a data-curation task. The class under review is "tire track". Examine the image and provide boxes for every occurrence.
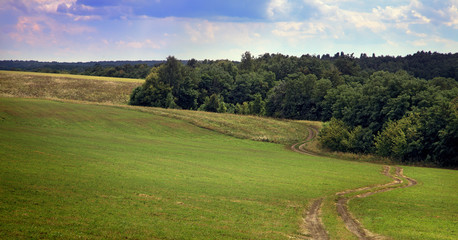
[303,198,329,240]
[292,126,417,240]
[292,126,329,239]
[291,126,319,156]
[336,166,417,240]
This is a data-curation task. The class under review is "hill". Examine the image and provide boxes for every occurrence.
[0,70,142,105]
[0,97,384,239]
[0,71,457,239]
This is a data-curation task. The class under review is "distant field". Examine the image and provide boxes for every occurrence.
[0,70,142,104]
[0,97,389,239]
[0,70,144,83]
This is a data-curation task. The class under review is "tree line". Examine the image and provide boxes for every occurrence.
[128,52,457,167]
[0,60,165,79]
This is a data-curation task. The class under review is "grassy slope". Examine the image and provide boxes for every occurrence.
[350,166,458,240]
[0,70,144,82]
[0,97,387,239]
[0,70,142,104]
[119,105,320,145]
[1,71,457,239]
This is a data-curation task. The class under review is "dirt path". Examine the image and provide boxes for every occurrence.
[335,166,417,240]
[292,126,329,239]
[291,126,319,156]
[292,126,418,240]
[303,198,330,240]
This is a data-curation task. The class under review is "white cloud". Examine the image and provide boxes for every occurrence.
[444,4,458,28]
[117,39,161,49]
[23,0,77,13]
[304,0,387,33]
[9,15,95,46]
[185,20,219,43]
[272,21,326,38]
[267,0,292,19]
[411,10,430,23]
[372,5,409,21]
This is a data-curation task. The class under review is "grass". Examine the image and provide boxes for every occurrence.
[349,166,458,240]
[0,97,388,239]
[0,70,142,104]
[120,105,321,145]
[0,70,144,83]
[1,71,457,239]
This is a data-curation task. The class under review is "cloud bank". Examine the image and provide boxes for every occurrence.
[0,0,456,61]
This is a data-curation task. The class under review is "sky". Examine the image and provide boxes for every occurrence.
[0,0,457,62]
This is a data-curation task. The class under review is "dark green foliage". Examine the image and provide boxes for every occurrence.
[249,93,266,116]
[129,75,175,108]
[198,64,234,101]
[320,71,457,166]
[240,51,255,72]
[266,73,321,119]
[318,118,350,152]
[348,126,374,153]
[357,51,458,80]
[200,94,227,113]
[375,113,423,160]
[125,52,457,167]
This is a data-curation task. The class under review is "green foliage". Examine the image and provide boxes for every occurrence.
[234,102,249,115]
[123,52,457,167]
[200,94,226,113]
[334,54,360,76]
[374,113,422,160]
[266,73,319,119]
[240,51,255,72]
[249,93,266,116]
[417,99,458,167]
[347,126,374,153]
[318,118,350,152]
[129,72,175,108]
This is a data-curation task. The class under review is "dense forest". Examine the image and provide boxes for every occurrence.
[128,51,457,167]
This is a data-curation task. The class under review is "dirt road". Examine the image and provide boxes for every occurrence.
[292,126,417,240]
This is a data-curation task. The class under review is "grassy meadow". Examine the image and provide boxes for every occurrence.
[350,166,458,240]
[0,71,457,239]
[122,105,321,145]
[0,97,388,239]
[0,70,142,104]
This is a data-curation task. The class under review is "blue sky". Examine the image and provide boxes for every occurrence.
[0,0,457,61]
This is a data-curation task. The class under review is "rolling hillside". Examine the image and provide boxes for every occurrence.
[0,71,456,239]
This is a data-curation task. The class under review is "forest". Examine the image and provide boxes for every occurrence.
[128,51,457,167]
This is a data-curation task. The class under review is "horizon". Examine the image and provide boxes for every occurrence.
[2,50,457,64]
[1,0,457,62]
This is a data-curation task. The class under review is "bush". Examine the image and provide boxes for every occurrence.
[319,118,350,152]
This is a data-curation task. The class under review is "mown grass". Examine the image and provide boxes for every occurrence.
[349,166,458,240]
[0,97,388,239]
[0,70,142,104]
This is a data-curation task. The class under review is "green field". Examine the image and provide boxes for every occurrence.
[350,166,458,240]
[0,71,457,239]
[0,97,388,239]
